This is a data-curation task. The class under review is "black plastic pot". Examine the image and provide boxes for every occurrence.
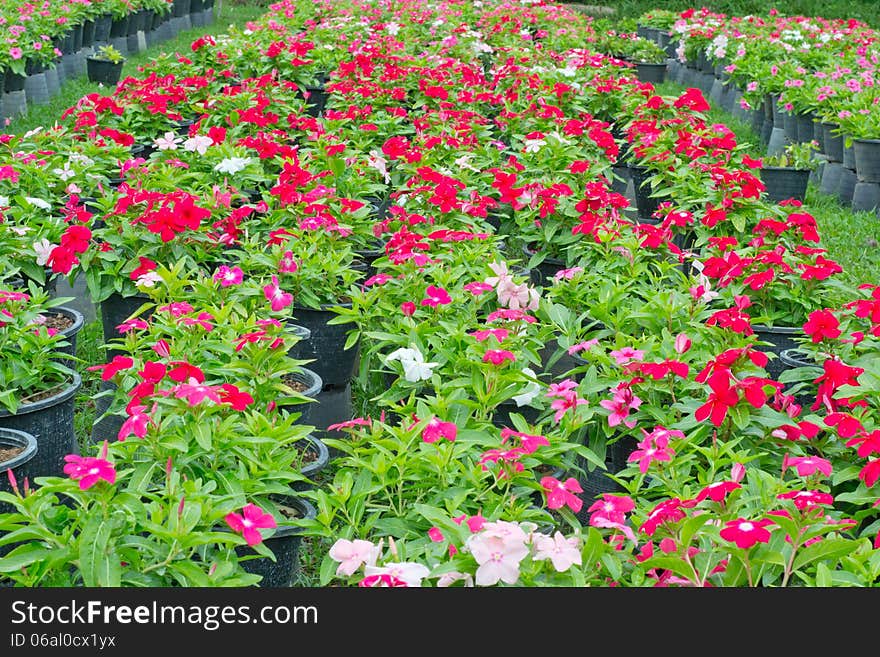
[753,324,802,381]
[574,435,638,523]
[796,113,815,144]
[0,428,38,513]
[302,85,328,117]
[629,165,662,219]
[237,496,316,587]
[491,400,543,430]
[48,305,85,367]
[81,20,96,48]
[25,59,44,76]
[759,167,810,204]
[109,15,130,39]
[126,12,140,36]
[292,434,330,492]
[853,138,880,183]
[71,23,84,52]
[522,243,566,287]
[285,322,312,360]
[822,123,844,162]
[837,166,857,206]
[190,0,206,13]
[843,139,857,170]
[86,57,124,86]
[290,303,359,389]
[280,367,323,428]
[93,13,113,43]
[0,372,81,480]
[354,241,386,280]
[173,0,192,18]
[99,292,154,359]
[635,62,667,84]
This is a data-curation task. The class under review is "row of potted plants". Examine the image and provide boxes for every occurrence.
[0,0,878,586]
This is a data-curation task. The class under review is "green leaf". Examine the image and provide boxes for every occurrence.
[79,513,121,587]
[793,538,857,571]
[815,562,832,587]
[0,545,53,573]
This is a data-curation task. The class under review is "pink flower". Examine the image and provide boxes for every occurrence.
[483,349,515,365]
[358,574,408,587]
[471,328,509,343]
[587,494,635,525]
[213,265,243,286]
[731,462,746,482]
[263,275,293,311]
[777,490,834,510]
[10,47,22,60]
[117,319,149,334]
[180,312,214,331]
[329,538,378,576]
[532,531,582,572]
[224,503,277,547]
[422,417,457,443]
[786,455,833,478]
[599,385,642,429]
[87,355,133,381]
[500,428,549,454]
[608,346,645,366]
[421,285,451,307]
[541,476,583,513]
[719,518,774,549]
[428,527,445,543]
[363,562,430,587]
[118,406,150,441]
[63,443,116,490]
[550,390,589,423]
[568,339,598,355]
[464,281,493,295]
[497,279,539,311]
[554,267,584,280]
[627,426,678,473]
[278,250,298,274]
[172,382,222,406]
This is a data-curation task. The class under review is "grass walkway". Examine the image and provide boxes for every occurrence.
[654,80,880,288]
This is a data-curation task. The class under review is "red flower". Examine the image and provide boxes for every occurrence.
[218,384,254,411]
[421,417,457,443]
[802,310,841,343]
[695,481,741,503]
[130,257,157,281]
[719,518,774,549]
[673,87,711,112]
[483,349,516,365]
[859,459,880,488]
[168,362,205,383]
[88,355,134,381]
[694,369,739,427]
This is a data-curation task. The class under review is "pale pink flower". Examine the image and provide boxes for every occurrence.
[554,266,583,280]
[154,131,183,151]
[436,571,474,587]
[329,538,379,576]
[484,261,512,289]
[467,532,528,586]
[674,332,692,354]
[568,339,598,355]
[532,531,582,572]
[608,346,645,366]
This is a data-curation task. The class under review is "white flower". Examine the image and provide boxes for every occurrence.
[523,138,545,153]
[154,131,182,151]
[511,368,541,407]
[214,157,253,175]
[24,197,51,210]
[33,238,56,267]
[52,163,75,181]
[183,134,214,155]
[385,346,439,383]
[385,22,401,36]
[367,149,390,184]
[454,154,480,172]
[0,195,9,207]
[135,272,163,288]
[65,183,81,195]
[10,226,30,236]
[23,126,44,139]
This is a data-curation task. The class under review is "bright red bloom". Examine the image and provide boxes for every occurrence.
[803,310,841,343]
[812,359,863,411]
[640,498,689,536]
[777,490,834,510]
[130,257,157,281]
[695,481,741,503]
[695,369,739,426]
[168,362,205,383]
[224,503,277,547]
[858,459,880,488]
[218,384,254,411]
[541,476,583,513]
[673,87,711,112]
[88,355,134,381]
[719,518,774,549]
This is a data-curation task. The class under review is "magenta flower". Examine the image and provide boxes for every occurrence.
[118,406,150,441]
[627,427,677,474]
[400,301,416,316]
[172,382,222,406]
[464,281,493,295]
[674,332,692,354]
[278,250,298,274]
[777,490,834,510]
[541,476,583,513]
[225,503,277,547]
[422,417,457,443]
[719,518,774,549]
[608,346,645,366]
[180,312,214,331]
[483,349,515,365]
[500,428,549,454]
[786,455,833,478]
[421,284,452,307]
[213,265,243,286]
[550,390,589,423]
[358,574,408,587]
[10,47,22,60]
[567,339,598,355]
[263,275,293,311]
[547,379,579,398]
[471,328,509,343]
[63,443,116,490]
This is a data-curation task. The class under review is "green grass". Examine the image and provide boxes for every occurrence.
[6,2,266,136]
[73,320,103,453]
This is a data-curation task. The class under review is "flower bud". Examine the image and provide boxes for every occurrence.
[674,332,692,354]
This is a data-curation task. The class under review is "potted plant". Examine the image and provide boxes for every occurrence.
[86,45,126,86]
[630,39,669,84]
[758,142,819,204]
[0,287,81,480]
